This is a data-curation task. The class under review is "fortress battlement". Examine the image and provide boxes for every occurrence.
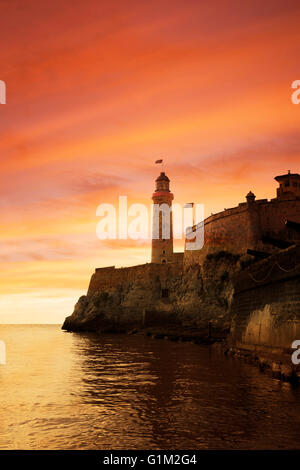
[88,260,183,296]
[185,172,300,265]
[63,169,300,384]
[90,171,300,289]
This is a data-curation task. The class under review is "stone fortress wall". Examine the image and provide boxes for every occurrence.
[230,244,300,350]
[63,170,300,381]
[185,173,300,266]
[88,172,300,295]
[87,262,183,297]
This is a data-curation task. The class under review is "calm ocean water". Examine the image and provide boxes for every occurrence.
[1,324,300,449]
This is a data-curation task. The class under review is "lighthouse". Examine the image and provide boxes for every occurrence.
[151,172,174,263]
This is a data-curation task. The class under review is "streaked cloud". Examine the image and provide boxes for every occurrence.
[0,0,299,322]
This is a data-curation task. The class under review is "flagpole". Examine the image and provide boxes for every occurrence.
[154,158,164,172]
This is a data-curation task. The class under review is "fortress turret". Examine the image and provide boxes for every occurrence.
[151,172,174,263]
[275,171,300,200]
[246,191,256,204]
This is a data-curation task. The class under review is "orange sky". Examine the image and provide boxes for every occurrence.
[0,0,299,323]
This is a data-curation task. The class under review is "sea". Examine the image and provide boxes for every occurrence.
[0,324,300,449]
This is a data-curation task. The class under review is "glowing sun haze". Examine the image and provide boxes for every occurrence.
[0,0,299,323]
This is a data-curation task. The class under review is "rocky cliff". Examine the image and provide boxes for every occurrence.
[62,250,246,338]
[62,245,300,381]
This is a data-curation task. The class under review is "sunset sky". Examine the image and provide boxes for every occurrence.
[0,0,299,323]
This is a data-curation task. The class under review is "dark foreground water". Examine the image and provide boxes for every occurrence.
[1,325,300,449]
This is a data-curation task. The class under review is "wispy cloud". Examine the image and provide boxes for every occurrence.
[0,0,299,321]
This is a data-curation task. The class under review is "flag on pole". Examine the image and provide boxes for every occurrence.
[155,159,163,164]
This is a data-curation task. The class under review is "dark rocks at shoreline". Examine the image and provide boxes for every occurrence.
[212,341,300,384]
[62,246,300,385]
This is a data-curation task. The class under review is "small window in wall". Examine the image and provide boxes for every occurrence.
[162,259,166,263]
[162,288,169,298]
[162,250,165,254]
[285,181,290,187]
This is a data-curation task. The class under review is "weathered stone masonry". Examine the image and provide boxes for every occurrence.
[185,172,300,266]
[63,171,300,366]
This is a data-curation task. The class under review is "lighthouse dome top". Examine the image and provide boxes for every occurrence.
[154,172,171,192]
[155,172,170,182]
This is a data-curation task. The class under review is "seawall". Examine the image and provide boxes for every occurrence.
[215,245,300,382]
[62,176,300,382]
